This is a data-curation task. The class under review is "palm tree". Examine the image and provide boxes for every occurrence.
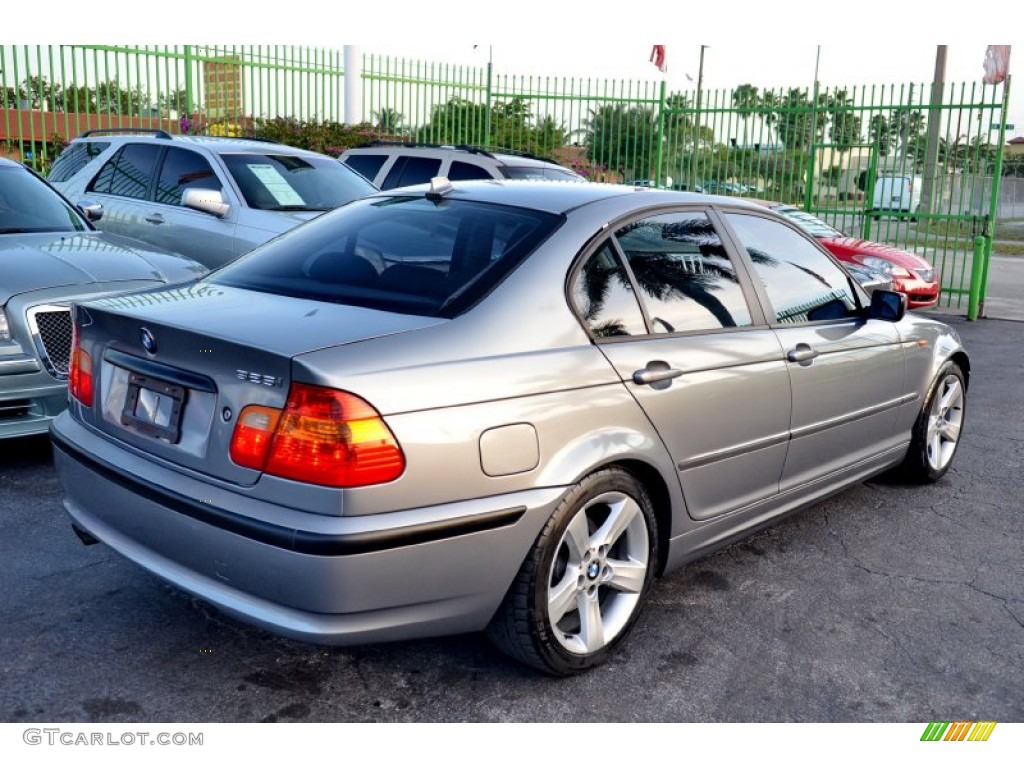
[732,84,761,148]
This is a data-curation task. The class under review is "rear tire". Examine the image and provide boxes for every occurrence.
[897,361,966,483]
[486,467,658,676]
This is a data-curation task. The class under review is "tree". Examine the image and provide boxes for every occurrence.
[732,83,761,147]
[19,76,58,109]
[826,88,862,153]
[158,87,189,116]
[54,85,97,113]
[94,80,151,116]
[373,107,404,136]
[416,96,566,156]
[585,103,660,179]
[766,88,827,153]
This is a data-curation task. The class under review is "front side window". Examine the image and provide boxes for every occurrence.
[725,212,859,324]
[571,243,647,338]
[87,143,160,200]
[154,148,223,206]
[212,196,561,318]
[381,157,443,190]
[448,161,492,181]
[615,211,752,333]
[342,153,388,183]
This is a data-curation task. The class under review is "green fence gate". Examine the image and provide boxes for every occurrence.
[1,46,1011,316]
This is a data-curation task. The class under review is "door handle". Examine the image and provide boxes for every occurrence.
[787,343,820,364]
[633,364,684,386]
[145,213,165,225]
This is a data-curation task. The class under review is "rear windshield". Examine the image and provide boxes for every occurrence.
[210,196,562,318]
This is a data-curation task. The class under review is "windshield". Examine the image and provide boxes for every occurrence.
[0,165,89,234]
[212,195,562,318]
[501,165,586,182]
[220,153,376,211]
[774,206,844,238]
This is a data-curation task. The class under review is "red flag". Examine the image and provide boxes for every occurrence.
[650,45,667,73]
[983,45,1011,84]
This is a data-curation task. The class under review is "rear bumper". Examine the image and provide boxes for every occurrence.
[50,412,564,645]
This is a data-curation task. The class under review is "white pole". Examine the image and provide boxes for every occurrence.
[343,46,362,126]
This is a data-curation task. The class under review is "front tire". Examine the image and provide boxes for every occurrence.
[898,361,966,483]
[486,467,658,676]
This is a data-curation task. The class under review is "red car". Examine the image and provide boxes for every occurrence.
[751,202,940,309]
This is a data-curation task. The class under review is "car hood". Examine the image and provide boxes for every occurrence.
[821,236,932,269]
[0,231,204,304]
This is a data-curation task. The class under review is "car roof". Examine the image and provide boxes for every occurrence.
[368,179,762,215]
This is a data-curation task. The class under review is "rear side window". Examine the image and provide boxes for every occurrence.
[48,141,110,183]
[571,243,647,338]
[88,144,160,200]
[342,153,388,183]
[615,211,753,332]
[501,165,584,182]
[212,196,562,318]
[154,148,222,206]
[381,157,442,190]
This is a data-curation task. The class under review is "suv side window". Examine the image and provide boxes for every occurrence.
[154,147,222,206]
[725,212,859,324]
[615,211,753,333]
[448,161,492,181]
[87,143,160,200]
[48,141,110,183]
[342,153,388,183]
[381,156,442,190]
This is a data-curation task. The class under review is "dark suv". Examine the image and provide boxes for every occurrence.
[340,143,585,189]
[49,130,376,269]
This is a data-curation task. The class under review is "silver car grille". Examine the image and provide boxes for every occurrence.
[27,305,73,380]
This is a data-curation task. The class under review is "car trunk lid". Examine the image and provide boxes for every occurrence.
[76,282,443,485]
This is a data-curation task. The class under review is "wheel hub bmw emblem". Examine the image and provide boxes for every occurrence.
[140,327,157,354]
[587,562,600,580]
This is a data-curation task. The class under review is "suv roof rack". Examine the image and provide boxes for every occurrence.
[362,141,555,164]
[79,128,174,140]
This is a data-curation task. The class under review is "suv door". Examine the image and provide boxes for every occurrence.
[143,146,237,267]
[85,143,162,240]
[571,209,791,521]
[721,210,906,491]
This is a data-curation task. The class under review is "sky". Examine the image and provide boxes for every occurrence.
[21,1,1022,137]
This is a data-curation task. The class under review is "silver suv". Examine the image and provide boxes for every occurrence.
[340,143,585,189]
[49,130,376,269]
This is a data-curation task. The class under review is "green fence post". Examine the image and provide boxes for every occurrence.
[654,79,666,187]
[183,45,193,131]
[979,75,1012,315]
[967,236,986,321]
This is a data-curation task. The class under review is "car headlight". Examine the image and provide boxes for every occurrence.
[0,308,10,342]
[860,255,912,278]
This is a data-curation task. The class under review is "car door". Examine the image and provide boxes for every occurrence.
[83,143,162,240]
[720,210,906,492]
[142,146,237,266]
[570,209,792,521]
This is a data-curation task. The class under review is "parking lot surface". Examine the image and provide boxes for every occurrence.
[1,315,1021,723]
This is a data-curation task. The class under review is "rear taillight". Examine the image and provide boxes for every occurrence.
[68,319,93,407]
[229,384,405,487]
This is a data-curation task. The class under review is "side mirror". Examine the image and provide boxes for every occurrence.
[182,188,230,218]
[868,289,907,322]
[77,199,103,222]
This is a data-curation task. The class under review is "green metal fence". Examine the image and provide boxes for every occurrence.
[1,45,1011,316]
